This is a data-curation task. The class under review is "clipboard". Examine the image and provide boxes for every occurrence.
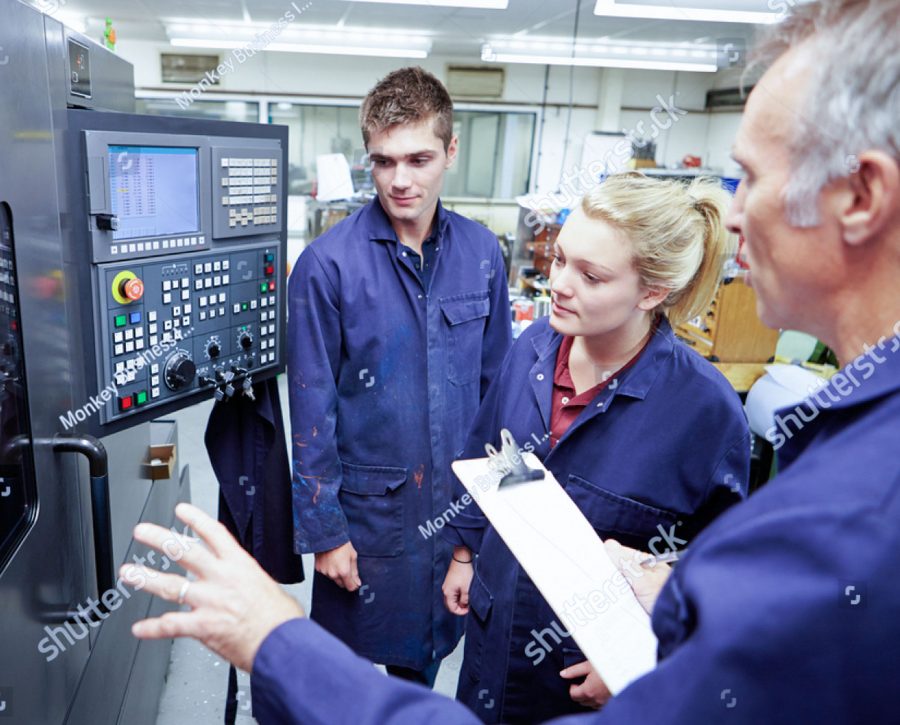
[452,431,658,694]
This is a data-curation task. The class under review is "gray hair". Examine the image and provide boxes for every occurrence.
[747,0,900,227]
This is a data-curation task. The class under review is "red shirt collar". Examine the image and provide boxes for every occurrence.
[554,330,652,397]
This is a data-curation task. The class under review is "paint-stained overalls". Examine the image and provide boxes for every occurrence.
[288,198,512,670]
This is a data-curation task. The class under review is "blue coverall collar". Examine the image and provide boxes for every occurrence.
[527,316,676,438]
[530,315,676,403]
[821,336,900,411]
[776,335,900,468]
[366,195,450,244]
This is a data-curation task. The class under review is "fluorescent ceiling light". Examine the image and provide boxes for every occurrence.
[483,52,717,72]
[170,38,428,58]
[264,43,427,58]
[345,0,508,8]
[167,21,432,59]
[482,39,719,73]
[594,0,782,24]
[169,39,246,50]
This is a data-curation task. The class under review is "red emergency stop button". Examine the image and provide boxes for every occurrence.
[112,269,144,304]
[121,276,144,301]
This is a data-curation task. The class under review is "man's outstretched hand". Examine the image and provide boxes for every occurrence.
[120,502,304,673]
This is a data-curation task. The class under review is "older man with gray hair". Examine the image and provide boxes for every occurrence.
[122,1,900,722]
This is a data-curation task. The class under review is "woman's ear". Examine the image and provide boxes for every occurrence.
[638,286,670,312]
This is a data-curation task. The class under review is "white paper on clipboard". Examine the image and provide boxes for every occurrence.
[452,453,658,694]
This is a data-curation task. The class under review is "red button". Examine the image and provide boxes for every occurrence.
[268,281,275,291]
[264,265,274,276]
[121,276,145,302]
[119,395,133,411]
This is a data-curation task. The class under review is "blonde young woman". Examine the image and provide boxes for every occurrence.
[442,173,752,723]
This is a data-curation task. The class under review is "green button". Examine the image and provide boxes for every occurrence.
[114,314,127,328]
[135,390,148,405]
[260,283,268,293]
[241,302,248,311]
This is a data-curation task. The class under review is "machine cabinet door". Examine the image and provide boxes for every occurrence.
[0,205,48,725]
[0,206,36,583]
[0,3,94,722]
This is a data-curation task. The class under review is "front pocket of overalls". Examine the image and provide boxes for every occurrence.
[565,474,679,550]
[441,293,490,386]
[339,461,408,557]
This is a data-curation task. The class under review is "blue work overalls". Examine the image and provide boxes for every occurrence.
[445,316,751,722]
[287,198,511,670]
[250,334,900,725]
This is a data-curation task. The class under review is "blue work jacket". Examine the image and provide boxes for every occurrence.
[206,377,303,585]
[250,334,900,724]
[444,316,751,722]
[287,197,511,669]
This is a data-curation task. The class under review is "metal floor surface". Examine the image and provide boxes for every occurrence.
[154,375,463,724]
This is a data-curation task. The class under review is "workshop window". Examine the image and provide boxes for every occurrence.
[134,98,260,124]
[444,110,535,199]
[267,103,366,198]
[268,102,535,200]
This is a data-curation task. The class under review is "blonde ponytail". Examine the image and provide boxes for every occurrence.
[581,173,737,327]
[666,177,736,325]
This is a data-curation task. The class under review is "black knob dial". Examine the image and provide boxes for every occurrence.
[165,352,196,391]
[239,332,253,350]
[207,341,221,359]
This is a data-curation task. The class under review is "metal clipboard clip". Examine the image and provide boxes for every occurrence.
[485,429,545,489]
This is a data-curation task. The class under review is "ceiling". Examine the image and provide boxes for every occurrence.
[42,0,763,58]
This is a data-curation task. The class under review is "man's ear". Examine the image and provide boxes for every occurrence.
[446,135,459,169]
[638,286,670,312]
[840,151,900,246]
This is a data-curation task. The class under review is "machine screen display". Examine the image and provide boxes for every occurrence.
[108,145,200,241]
[67,38,92,98]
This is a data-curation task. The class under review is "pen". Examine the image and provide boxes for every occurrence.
[639,549,686,568]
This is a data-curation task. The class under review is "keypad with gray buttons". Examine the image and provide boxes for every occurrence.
[98,242,281,423]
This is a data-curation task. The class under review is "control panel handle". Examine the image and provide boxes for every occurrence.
[53,436,114,598]
[95,213,119,232]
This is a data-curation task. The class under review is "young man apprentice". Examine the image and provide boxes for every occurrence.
[286,66,511,685]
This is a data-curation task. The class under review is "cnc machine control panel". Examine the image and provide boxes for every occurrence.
[99,245,280,415]
[69,112,288,430]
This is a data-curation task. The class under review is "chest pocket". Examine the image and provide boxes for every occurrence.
[565,473,679,550]
[441,293,490,386]
[339,461,408,558]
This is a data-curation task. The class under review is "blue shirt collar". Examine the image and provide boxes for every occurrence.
[366,196,450,244]
[790,336,900,414]
[530,315,676,401]
[775,335,900,467]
